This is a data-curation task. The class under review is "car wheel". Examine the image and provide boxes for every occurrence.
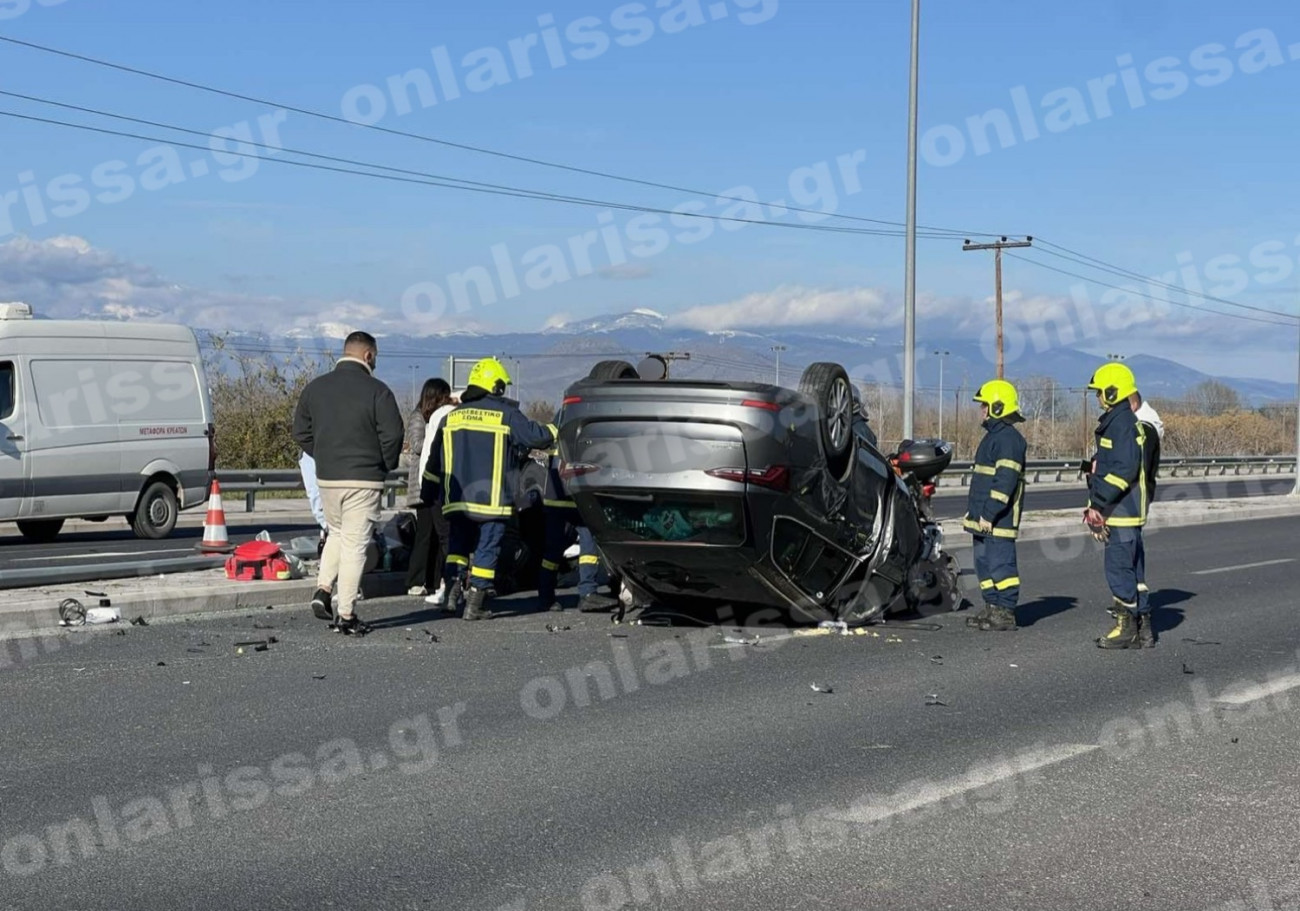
[131,480,179,539]
[588,360,640,381]
[16,518,64,543]
[798,362,854,479]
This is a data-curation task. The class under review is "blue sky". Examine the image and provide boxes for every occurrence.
[0,0,1298,378]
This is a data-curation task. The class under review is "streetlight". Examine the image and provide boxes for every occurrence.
[771,344,787,386]
[1107,353,1126,361]
[901,0,920,440]
[932,349,949,439]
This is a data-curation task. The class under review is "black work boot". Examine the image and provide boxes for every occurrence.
[577,593,620,613]
[978,606,1017,631]
[462,586,495,621]
[966,603,994,629]
[1098,603,1140,649]
[1136,612,1156,649]
[446,578,466,615]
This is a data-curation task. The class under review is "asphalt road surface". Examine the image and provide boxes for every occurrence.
[1,516,1298,910]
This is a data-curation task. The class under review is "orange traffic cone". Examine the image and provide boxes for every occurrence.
[197,478,234,553]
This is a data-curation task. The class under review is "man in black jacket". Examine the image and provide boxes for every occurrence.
[293,331,405,634]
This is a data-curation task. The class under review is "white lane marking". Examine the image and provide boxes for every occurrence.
[825,743,1099,825]
[1214,675,1300,706]
[1192,558,1293,575]
[11,549,187,563]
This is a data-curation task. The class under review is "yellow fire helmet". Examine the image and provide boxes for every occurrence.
[972,379,1021,419]
[467,357,512,395]
[1087,362,1137,407]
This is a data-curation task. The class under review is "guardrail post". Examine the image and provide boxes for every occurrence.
[245,491,256,512]
[387,488,396,509]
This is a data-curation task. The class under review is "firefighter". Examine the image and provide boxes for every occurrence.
[421,357,554,621]
[1083,362,1149,649]
[536,423,619,613]
[962,379,1028,632]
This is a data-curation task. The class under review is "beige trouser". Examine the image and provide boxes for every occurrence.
[317,487,383,618]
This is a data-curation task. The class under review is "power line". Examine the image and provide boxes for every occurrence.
[0,33,994,239]
[1033,238,1296,321]
[0,107,969,239]
[1003,253,1298,328]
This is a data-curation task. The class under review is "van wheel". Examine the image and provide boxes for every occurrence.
[588,360,639,381]
[132,481,179,539]
[16,519,64,544]
[799,362,854,479]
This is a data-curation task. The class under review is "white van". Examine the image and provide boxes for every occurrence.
[0,302,215,542]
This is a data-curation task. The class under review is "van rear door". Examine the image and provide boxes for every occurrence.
[0,358,26,520]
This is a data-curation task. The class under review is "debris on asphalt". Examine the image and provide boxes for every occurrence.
[1182,637,1222,646]
[1010,664,1019,668]
[885,636,904,644]
[545,623,571,633]
[930,655,944,664]
[1182,662,1195,675]
[312,674,326,680]
[87,606,121,625]
[58,598,86,626]
[112,629,127,637]
[609,633,629,638]
[818,620,849,635]
[234,639,273,654]
[84,590,107,598]
[131,616,149,626]
[926,694,947,707]
[722,634,761,646]
[252,621,276,630]
[156,662,166,667]
[810,683,834,694]
[1231,738,1239,744]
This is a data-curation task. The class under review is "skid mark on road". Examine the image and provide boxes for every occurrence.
[1192,558,1294,575]
[826,743,1099,825]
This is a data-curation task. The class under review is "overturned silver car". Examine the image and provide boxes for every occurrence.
[556,358,964,624]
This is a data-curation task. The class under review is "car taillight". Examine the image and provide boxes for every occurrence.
[206,422,216,471]
[559,461,600,480]
[922,482,936,499]
[562,395,582,406]
[706,465,790,491]
[740,399,782,412]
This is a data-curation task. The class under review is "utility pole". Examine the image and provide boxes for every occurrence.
[902,0,920,440]
[408,364,416,405]
[771,344,787,386]
[962,236,1033,378]
[932,349,949,439]
[1294,283,1300,495]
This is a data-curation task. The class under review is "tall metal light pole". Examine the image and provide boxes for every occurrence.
[1293,284,1300,496]
[408,364,416,405]
[932,349,949,438]
[771,344,787,386]
[902,0,920,440]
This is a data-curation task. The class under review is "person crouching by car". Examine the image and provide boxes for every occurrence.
[421,358,554,621]
[536,423,619,614]
[962,380,1028,633]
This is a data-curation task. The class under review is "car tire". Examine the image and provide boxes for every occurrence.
[16,518,64,544]
[799,362,854,479]
[588,360,640,381]
[131,480,179,540]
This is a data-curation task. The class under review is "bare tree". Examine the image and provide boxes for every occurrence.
[1186,380,1241,417]
[524,400,557,424]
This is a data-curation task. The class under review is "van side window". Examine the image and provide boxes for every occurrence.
[0,362,13,420]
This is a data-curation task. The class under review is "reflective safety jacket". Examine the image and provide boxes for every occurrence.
[421,394,554,521]
[963,418,1027,539]
[1089,400,1147,527]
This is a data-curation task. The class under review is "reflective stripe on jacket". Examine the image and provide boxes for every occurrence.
[1089,401,1147,527]
[963,418,1027,539]
[420,396,554,521]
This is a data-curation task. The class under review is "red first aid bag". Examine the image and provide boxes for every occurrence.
[225,540,292,581]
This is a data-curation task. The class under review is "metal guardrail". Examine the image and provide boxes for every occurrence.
[216,457,1298,511]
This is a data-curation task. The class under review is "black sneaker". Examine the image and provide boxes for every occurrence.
[331,613,372,636]
[311,588,333,621]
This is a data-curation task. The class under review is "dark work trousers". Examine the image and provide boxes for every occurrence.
[444,516,507,592]
[538,509,599,602]
[972,534,1020,609]
[406,505,448,591]
[1104,526,1144,611]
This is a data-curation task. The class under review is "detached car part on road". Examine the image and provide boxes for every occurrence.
[557,358,963,624]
